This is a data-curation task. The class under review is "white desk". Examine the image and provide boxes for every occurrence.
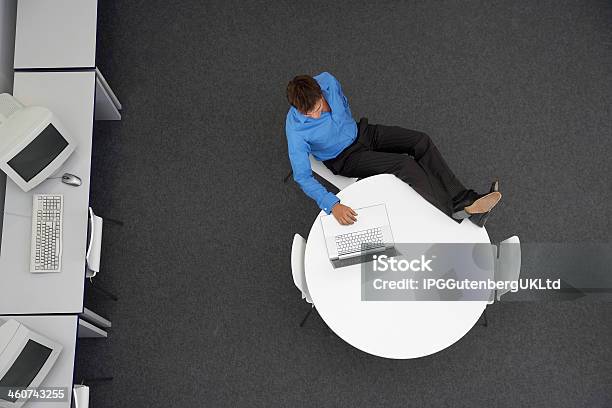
[0,71,95,315]
[13,0,98,69]
[0,315,77,408]
[305,174,492,359]
[13,0,121,120]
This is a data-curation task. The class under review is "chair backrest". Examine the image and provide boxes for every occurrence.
[495,235,521,301]
[309,155,357,191]
[487,244,497,304]
[86,207,104,277]
[291,233,311,304]
[72,384,90,408]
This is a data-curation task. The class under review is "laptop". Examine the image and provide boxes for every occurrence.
[321,203,396,268]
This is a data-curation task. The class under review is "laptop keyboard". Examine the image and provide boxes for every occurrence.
[335,227,385,256]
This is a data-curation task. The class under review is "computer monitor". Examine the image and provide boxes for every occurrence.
[0,319,62,408]
[0,93,76,192]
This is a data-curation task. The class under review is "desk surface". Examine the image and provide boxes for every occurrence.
[0,71,95,315]
[14,0,98,69]
[305,174,492,359]
[0,315,77,408]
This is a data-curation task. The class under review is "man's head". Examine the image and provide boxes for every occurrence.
[286,75,323,118]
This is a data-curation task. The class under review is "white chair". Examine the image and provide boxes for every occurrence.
[495,235,522,301]
[284,155,358,192]
[291,234,315,326]
[486,245,498,305]
[86,207,103,279]
[72,377,114,408]
[72,384,90,408]
[480,236,521,326]
[86,207,122,301]
[308,155,357,191]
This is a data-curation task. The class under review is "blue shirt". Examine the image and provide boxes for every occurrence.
[285,72,358,214]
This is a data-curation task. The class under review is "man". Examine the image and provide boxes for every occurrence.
[285,72,501,226]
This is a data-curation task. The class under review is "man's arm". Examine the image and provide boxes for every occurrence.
[316,72,353,119]
[287,136,357,224]
[289,147,357,225]
[287,135,339,214]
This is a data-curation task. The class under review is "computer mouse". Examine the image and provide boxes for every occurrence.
[61,173,82,187]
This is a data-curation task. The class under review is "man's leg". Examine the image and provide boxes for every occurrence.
[368,125,469,205]
[336,149,450,215]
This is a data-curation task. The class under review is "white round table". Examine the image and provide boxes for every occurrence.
[305,174,492,359]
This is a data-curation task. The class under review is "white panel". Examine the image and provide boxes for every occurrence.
[14,0,97,69]
[77,319,107,338]
[94,77,121,121]
[80,307,111,329]
[95,68,121,110]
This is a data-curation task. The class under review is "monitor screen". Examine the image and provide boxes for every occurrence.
[6,124,68,182]
[0,340,52,402]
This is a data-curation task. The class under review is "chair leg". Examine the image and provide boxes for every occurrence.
[299,306,315,327]
[283,170,293,183]
[101,216,124,226]
[81,377,113,384]
[89,282,118,301]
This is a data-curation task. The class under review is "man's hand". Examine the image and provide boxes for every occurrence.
[331,203,357,225]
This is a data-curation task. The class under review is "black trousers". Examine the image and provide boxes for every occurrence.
[324,120,469,220]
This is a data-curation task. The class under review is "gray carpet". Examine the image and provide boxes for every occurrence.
[75,0,612,406]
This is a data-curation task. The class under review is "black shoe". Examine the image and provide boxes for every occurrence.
[451,183,501,220]
[469,180,500,227]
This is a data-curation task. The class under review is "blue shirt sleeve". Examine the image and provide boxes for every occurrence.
[316,72,353,121]
[286,128,340,214]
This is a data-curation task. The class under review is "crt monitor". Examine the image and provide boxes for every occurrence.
[0,319,63,408]
[0,93,76,192]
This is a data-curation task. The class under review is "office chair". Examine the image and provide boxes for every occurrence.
[291,234,316,326]
[495,236,522,301]
[72,384,89,408]
[86,207,103,278]
[284,155,357,191]
[479,236,521,327]
[86,207,123,301]
[72,378,113,408]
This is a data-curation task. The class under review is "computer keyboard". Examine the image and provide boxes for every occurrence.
[30,194,63,273]
[335,227,385,256]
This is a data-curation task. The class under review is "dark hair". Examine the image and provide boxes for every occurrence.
[286,75,322,113]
